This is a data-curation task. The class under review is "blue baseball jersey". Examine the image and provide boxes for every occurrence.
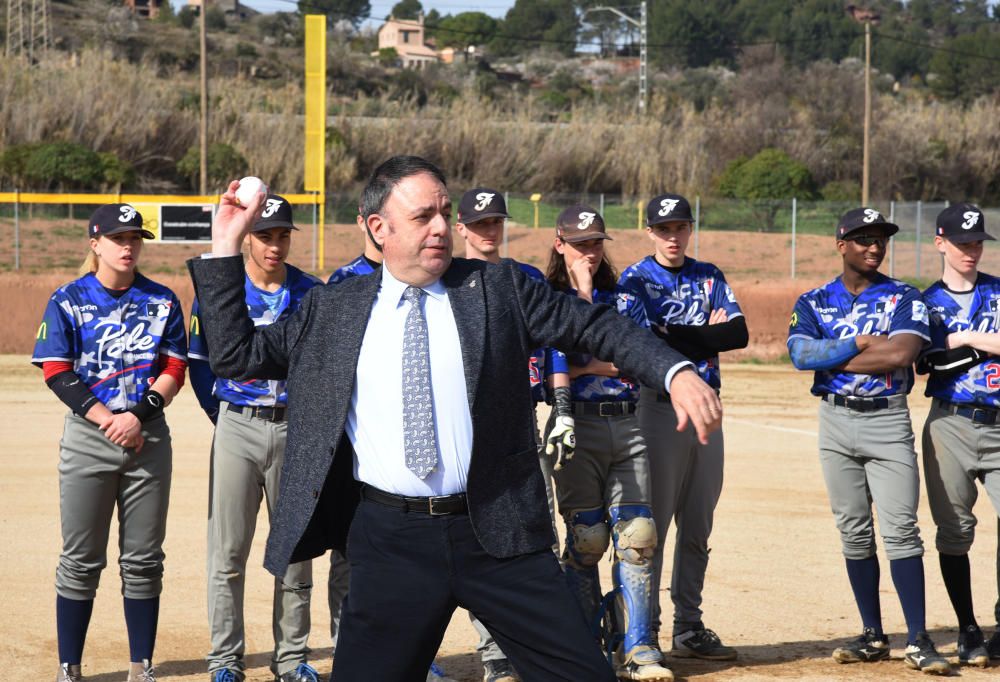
[617,256,743,390]
[518,261,566,403]
[32,273,187,412]
[549,288,638,403]
[189,264,321,408]
[787,274,929,397]
[328,254,376,285]
[923,274,1000,406]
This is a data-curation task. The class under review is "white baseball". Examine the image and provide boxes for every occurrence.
[234,176,268,207]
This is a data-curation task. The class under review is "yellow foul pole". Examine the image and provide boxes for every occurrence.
[304,15,327,270]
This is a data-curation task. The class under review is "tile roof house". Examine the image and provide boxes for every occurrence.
[377,14,439,68]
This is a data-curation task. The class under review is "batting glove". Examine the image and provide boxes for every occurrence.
[546,385,576,470]
[546,415,576,470]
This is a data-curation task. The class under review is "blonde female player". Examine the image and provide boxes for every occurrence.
[33,204,187,682]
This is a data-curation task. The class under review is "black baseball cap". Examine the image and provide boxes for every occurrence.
[646,193,694,226]
[88,203,154,240]
[836,207,899,240]
[556,204,613,243]
[936,203,994,244]
[252,194,299,232]
[457,188,509,224]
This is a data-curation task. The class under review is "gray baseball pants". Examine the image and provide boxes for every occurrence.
[638,392,724,636]
[328,549,349,654]
[817,397,924,561]
[56,412,171,601]
[207,402,312,677]
[922,401,1000,555]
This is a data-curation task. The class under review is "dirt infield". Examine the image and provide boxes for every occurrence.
[3,358,998,680]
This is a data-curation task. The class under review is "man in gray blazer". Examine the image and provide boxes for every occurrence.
[189,156,722,681]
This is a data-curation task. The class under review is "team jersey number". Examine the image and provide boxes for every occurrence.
[985,363,1000,390]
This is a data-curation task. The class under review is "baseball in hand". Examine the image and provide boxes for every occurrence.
[234,176,268,207]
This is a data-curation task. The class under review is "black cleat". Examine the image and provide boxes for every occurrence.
[903,632,952,675]
[832,627,890,663]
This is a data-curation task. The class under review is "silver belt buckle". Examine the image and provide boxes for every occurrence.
[428,495,450,516]
[599,402,615,417]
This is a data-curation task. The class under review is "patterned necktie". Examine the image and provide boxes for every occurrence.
[401,286,438,478]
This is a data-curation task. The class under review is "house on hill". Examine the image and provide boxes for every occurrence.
[123,0,161,18]
[377,14,439,69]
[186,0,255,20]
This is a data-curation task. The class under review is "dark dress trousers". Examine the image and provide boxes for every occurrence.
[188,255,686,680]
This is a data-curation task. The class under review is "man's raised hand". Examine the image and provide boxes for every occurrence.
[212,179,266,256]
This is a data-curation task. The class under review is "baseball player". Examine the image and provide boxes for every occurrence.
[34,204,187,682]
[455,188,571,682]
[544,205,673,682]
[918,203,1000,667]
[188,195,322,682]
[325,207,458,682]
[787,207,950,675]
[616,193,746,660]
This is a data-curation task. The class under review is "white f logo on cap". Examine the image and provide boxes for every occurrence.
[262,198,282,218]
[658,198,679,216]
[961,211,980,230]
[473,192,495,212]
[119,206,137,223]
[862,208,881,223]
[577,212,596,230]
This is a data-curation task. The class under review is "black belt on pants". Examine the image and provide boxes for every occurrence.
[227,402,287,422]
[823,394,891,412]
[572,401,636,417]
[360,484,468,516]
[938,399,1000,426]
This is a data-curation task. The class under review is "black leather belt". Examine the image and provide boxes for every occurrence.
[938,399,1000,426]
[824,394,890,412]
[361,484,468,516]
[227,402,287,422]
[572,401,636,417]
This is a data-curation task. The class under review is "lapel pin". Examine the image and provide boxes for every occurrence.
[470,280,476,288]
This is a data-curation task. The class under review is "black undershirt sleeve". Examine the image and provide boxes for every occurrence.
[46,371,101,417]
[657,317,750,362]
[916,347,982,378]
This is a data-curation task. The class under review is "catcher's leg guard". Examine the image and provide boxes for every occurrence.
[609,505,665,672]
[563,507,610,630]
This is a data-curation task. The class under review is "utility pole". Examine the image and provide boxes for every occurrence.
[6,0,49,60]
[584,1,648,113]
[847,4,880,206]
[199,0,209,195]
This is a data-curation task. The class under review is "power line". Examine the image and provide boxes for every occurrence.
[875,29,1000,64]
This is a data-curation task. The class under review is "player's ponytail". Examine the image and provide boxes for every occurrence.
[78,250,99,276]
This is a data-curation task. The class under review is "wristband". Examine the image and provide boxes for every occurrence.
[553,386,572,418]
[129,390,165,422]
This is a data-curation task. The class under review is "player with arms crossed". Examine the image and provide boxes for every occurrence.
[34,204,187,682]
[918,203,1000,667]
[545,205,675,682]
[787,208,950,675]
[617,193,746,660]
[188,194,322,682]
[455,187,571,682]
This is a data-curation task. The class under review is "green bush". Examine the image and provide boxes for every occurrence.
[177,142,248,190]
[717,149,817,231]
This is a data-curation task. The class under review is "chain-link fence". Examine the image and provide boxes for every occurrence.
[1,192,998,283]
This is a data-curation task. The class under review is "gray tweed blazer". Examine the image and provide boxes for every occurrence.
[188,255,685,577]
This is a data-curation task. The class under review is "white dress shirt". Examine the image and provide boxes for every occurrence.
[347,264,473,496]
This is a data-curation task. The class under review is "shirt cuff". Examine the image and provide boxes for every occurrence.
[664,361,697,393]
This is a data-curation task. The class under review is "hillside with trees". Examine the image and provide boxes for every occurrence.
[0,0,999,202]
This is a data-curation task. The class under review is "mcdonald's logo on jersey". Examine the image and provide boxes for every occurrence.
[190,315,200,336]
[36,321,47,340]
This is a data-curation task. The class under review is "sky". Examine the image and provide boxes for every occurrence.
[192,0,519,26]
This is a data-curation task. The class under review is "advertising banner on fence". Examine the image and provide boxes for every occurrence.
[133,203,216,242]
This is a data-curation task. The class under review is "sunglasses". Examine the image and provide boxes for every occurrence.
[850,235,889,247]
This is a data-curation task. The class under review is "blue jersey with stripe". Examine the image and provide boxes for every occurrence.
[923,274,1000,406]
[328,254,376,285]
[189,264,321,407]
[787,274,929,396]
[32,273,187,412]
[549,288,638,403]
[617,256,742,390]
